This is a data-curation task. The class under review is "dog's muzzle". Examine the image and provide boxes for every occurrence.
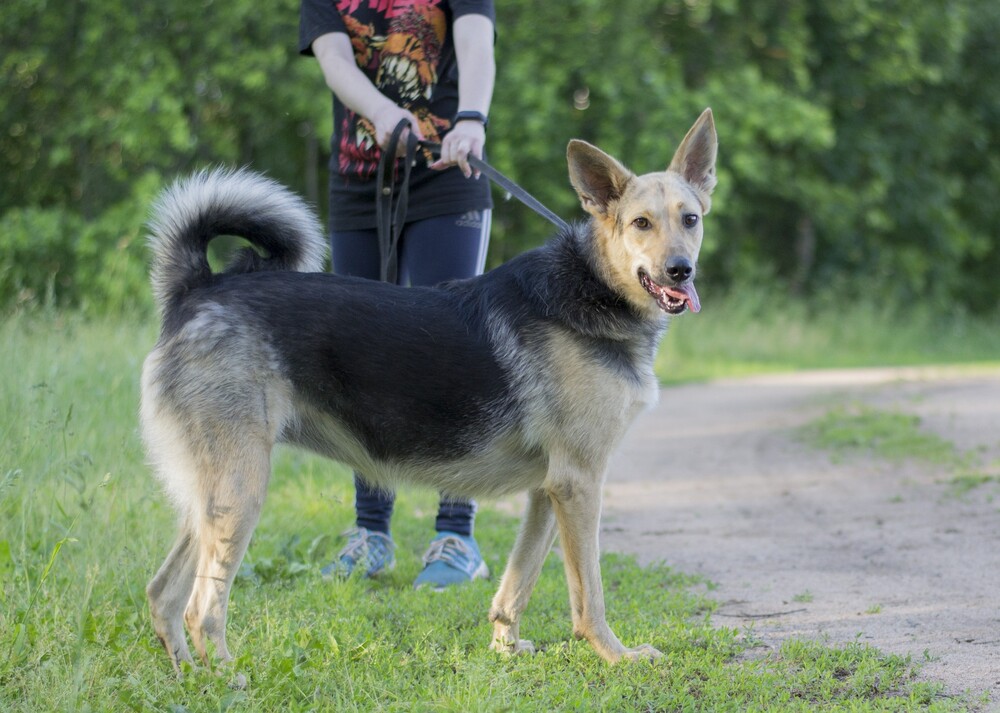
[638,270,701,314]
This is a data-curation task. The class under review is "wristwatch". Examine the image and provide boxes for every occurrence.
[453,110,488,131]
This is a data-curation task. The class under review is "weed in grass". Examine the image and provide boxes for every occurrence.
[739,623,766,649]
[775,639,931,701]
[802,405,961,465]
[947,469,1000,498]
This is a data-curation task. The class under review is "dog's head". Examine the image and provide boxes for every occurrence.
[567,108,717,318]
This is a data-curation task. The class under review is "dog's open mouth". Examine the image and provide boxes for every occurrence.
[638,270,701,315]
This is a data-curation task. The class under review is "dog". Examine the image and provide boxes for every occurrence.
[141,108,717,675]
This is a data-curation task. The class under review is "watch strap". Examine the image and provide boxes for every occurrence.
[453,110,488,130]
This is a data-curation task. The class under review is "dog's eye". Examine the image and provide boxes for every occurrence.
[632,217,651,230]
[683,214,699,228]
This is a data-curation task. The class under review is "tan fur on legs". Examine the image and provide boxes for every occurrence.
[184,449,270,668]
[489,489,558,655]
[147,528,199,674]
[545,451,662,663]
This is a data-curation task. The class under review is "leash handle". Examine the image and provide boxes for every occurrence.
[377,122,571,284]
[376,119,419,283]
[419,141,570,233]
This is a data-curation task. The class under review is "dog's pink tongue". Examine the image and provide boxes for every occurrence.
[683,283,701,313]
[666,283,701,313]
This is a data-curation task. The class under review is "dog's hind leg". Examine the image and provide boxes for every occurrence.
[183,442,270,671]
[147,525,199,675]
[546,452,662,664]
[489,488,557,656]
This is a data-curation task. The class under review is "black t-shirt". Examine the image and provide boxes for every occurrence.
[299,0,495,231]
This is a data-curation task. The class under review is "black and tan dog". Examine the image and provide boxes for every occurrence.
[142,109,718,674]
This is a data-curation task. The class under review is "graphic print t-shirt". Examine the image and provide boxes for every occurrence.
[300,0,495,230]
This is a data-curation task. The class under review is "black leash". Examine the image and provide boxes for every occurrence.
[419,141,570,234]
[376,119,569,283]
[375,120,420,283]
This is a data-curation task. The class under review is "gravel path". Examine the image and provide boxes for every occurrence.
[602,366,1000,708]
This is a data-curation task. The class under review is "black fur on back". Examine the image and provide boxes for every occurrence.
[150,171,664,462]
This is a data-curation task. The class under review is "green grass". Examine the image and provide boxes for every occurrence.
[656,287,1000,383]
[946,466,1000,499]
[801,406,962,465]
[801,403,1000,505]
[0,310,970,711]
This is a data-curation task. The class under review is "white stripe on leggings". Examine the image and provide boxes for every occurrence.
[474,209,492,276]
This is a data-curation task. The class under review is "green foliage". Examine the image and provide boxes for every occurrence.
[0,0,324,212]
[0,174,158,314]
[0,206,82,309]
[2,0,999,314]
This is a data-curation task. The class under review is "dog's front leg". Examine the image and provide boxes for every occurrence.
[546,452,662,663]
[489,488,557,655]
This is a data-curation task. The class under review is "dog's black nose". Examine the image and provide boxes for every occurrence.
[664,257,693,283]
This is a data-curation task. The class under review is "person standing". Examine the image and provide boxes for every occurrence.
[299,0,496,590]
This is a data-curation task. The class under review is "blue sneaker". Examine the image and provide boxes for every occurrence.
[322,527,395,579]
[413,531,489,591]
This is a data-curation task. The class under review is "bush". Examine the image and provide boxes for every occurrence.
[0,206,82,310]
[0,173,160,315]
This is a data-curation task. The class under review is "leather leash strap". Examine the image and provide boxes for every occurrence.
[376,120,419,283]
[419,141,571,234]
[377,119,569,284]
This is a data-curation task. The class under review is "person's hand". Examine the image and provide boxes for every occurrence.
[371,104,424,156]
[430,119,485,178]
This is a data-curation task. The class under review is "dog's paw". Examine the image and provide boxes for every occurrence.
[490,637,536,656]
[620,643,662,662]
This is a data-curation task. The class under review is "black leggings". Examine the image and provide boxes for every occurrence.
[331,210,491,537]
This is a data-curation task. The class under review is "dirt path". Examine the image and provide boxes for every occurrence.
[602,366,1000,707]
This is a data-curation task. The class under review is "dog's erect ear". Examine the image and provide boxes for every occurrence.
[567,140,634,217]
[668,108,718,203]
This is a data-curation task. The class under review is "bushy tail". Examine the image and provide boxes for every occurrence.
[146,168,326,312]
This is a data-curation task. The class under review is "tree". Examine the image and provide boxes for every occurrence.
[1,0,997,314]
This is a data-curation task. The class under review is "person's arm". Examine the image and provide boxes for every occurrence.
[310,32,425,150]
[430,13,496,177]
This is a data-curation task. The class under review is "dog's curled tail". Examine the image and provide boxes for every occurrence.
[147,167,326,311]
